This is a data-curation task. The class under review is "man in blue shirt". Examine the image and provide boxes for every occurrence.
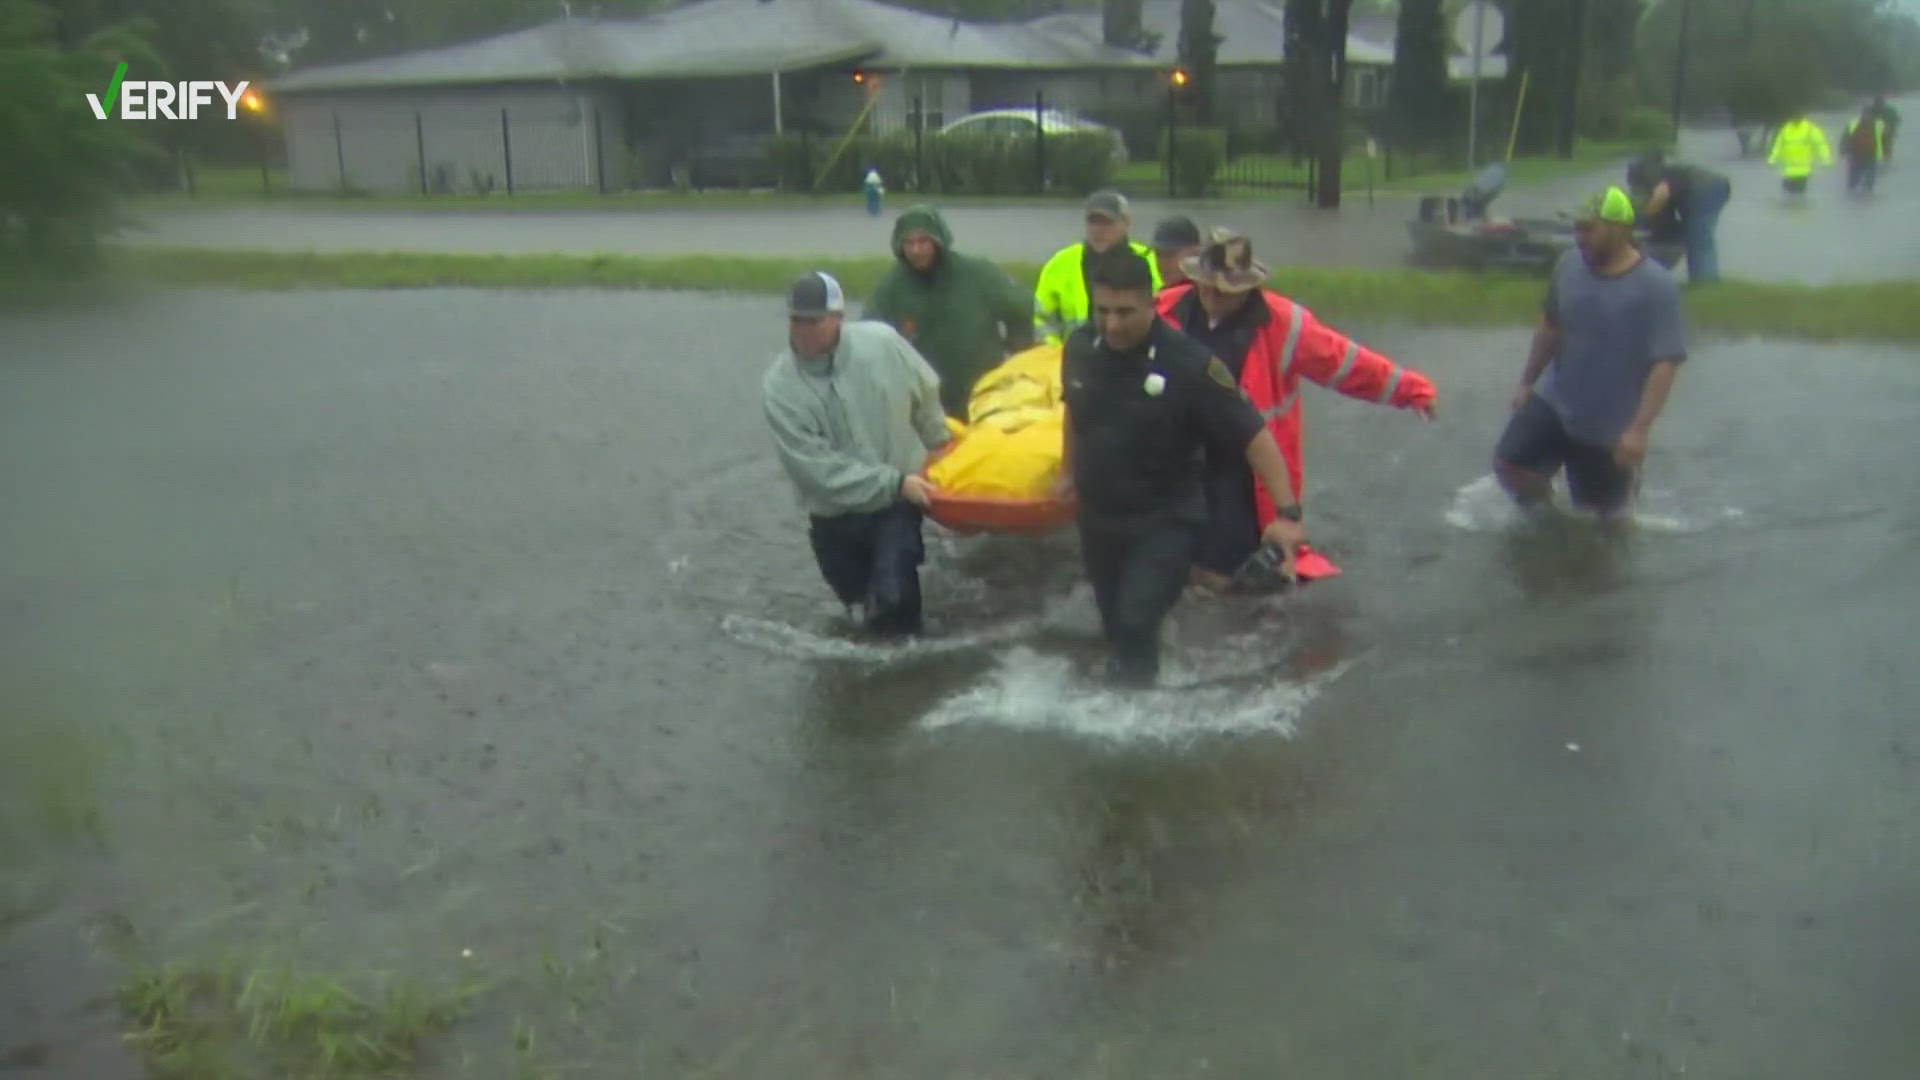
[1494,187,1689,525]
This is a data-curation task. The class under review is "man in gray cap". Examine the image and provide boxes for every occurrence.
[1150,214,1203,289]
[1032,189,1162,345]
[763,271,953,636]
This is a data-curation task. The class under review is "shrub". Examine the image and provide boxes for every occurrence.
[1161,127,1227,196]
[1617,107,1677,149]
[768,129,1117,195]
[1039,131,1121,194]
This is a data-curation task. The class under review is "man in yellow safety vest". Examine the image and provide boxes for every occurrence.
[1843,106,1888,194]
[1032,190,1161,344]
[1768,111,1832,196]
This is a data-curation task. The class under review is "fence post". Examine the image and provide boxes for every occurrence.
[180,137,196,198]
[592,107,606,194]
[415,111,428,196]
[501,108,514,196]
[912,94,924,193]
[258,120,271,195]
[1033,89,1047,194]
[333,111,346,193]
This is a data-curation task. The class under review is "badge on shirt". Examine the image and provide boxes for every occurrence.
[900,319,917,339]
[1206,356,1238,391]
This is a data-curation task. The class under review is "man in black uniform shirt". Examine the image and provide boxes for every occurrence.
[1056,250,1305,687]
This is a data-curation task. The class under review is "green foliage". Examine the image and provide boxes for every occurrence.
[1615,107,1676,148]
[1161,126,1226,196]
[0,0,162,272]
[769,130,1118,196]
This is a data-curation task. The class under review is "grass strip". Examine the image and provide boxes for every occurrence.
[114,248,1920,344]
[118,960,485,1079]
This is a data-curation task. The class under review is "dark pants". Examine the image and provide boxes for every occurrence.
[808,502,924,636]
[1683,176,1731,283]
[1078,513,1197,686]
[1782,175,1809,195]
[1847,158,1879,193]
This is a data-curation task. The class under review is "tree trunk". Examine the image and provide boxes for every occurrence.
[1316,0,1352,208]
[1179,0,1221,124]
[1284,0,1324,162]
[1558,0,1587,159]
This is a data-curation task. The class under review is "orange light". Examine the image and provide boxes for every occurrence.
[241,90,264,112]
[1171,68,1190,88]
[852,69,866,84]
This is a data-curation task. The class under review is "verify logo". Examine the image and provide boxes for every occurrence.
[87,63,257,120]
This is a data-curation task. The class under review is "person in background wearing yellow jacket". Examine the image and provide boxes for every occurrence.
[1768,112,1832,196]
[1032,190,1161,345]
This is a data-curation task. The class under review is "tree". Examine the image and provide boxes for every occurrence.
[1,0,160,271]
[1177,0,1221,123]
[1282,0,1353,207]
[1389,0,1448,148]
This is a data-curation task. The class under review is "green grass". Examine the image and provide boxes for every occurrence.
[113,247,1920,344]
[138,164,1083,211]
[118,960,484,1079]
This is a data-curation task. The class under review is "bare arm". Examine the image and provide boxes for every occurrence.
[1515,318,1561,405]
[1641,180,1672,219]
[1627,359,1681,437]
[1243,429,1297,515]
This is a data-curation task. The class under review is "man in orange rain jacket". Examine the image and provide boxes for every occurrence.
[1157,229,1438,590]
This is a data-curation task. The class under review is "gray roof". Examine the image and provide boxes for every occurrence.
[266,0,1500,94]
[267,0,1153,92]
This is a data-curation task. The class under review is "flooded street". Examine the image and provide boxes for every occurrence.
[4,288,1917,1077]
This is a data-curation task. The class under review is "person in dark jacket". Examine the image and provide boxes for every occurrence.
[864,205,1035,421]
[1626,154,1732,284]
[1150,215,1203,289]
[1056,249,1303,687]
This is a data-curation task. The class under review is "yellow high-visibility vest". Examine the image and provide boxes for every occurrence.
[1033,239,1162,345]
[1769,119,1833,178]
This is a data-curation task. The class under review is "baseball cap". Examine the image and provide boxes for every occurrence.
[787,270,846,317]
[1083,189,1129,221]
[1577,185,1637,225]
[1151,215,1202,251]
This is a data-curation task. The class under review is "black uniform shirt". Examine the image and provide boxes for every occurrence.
[1062,318,1266,523]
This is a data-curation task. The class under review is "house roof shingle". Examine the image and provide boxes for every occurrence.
[264,0,1502,94]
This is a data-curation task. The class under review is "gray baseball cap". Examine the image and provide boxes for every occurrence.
[1083,189,1130,221]
[787,270,846,317]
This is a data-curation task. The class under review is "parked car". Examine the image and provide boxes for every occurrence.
[937,109,1129,166]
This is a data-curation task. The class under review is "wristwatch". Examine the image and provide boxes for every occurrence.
[1275,504,1304,522]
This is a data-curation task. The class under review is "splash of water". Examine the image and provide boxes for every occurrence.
[719,612,1040,664]
[1444,474,1746,535]
[918,646,1357,744]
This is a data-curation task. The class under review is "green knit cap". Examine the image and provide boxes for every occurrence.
[1578,185,1637,225]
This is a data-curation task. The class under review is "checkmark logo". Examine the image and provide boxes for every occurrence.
[86,62,128,120]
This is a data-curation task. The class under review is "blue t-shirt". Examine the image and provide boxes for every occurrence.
[1537,250,1688,446]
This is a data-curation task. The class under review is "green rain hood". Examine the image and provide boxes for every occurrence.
[863,205,1035,421]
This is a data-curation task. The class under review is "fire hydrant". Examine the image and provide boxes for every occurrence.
[863,166,885,217]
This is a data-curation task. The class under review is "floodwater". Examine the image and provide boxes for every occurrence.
[3,291,1918,1078]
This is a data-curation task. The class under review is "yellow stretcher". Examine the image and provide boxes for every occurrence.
[922,344,1076,533]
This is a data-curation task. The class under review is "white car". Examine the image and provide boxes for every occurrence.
[937,109,1129,165]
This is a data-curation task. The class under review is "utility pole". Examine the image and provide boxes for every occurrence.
[1670,0,1693,127]
[1559,0,1586,159]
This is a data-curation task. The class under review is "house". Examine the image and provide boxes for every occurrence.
[262,0,1506,194]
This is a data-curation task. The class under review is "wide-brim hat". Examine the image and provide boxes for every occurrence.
[1180,228,1270,292]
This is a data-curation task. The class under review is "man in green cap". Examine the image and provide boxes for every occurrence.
[864,205,1035,420]
[1493,186,1688,525]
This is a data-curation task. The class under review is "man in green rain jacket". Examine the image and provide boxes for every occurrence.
[864,205,1035,421]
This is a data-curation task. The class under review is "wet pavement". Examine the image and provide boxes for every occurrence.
[4,289,1917,1077]
[119,99,1919,285]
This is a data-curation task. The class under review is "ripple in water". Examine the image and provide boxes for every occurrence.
[918,645,1357,744]
[1444,474,1747,534]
